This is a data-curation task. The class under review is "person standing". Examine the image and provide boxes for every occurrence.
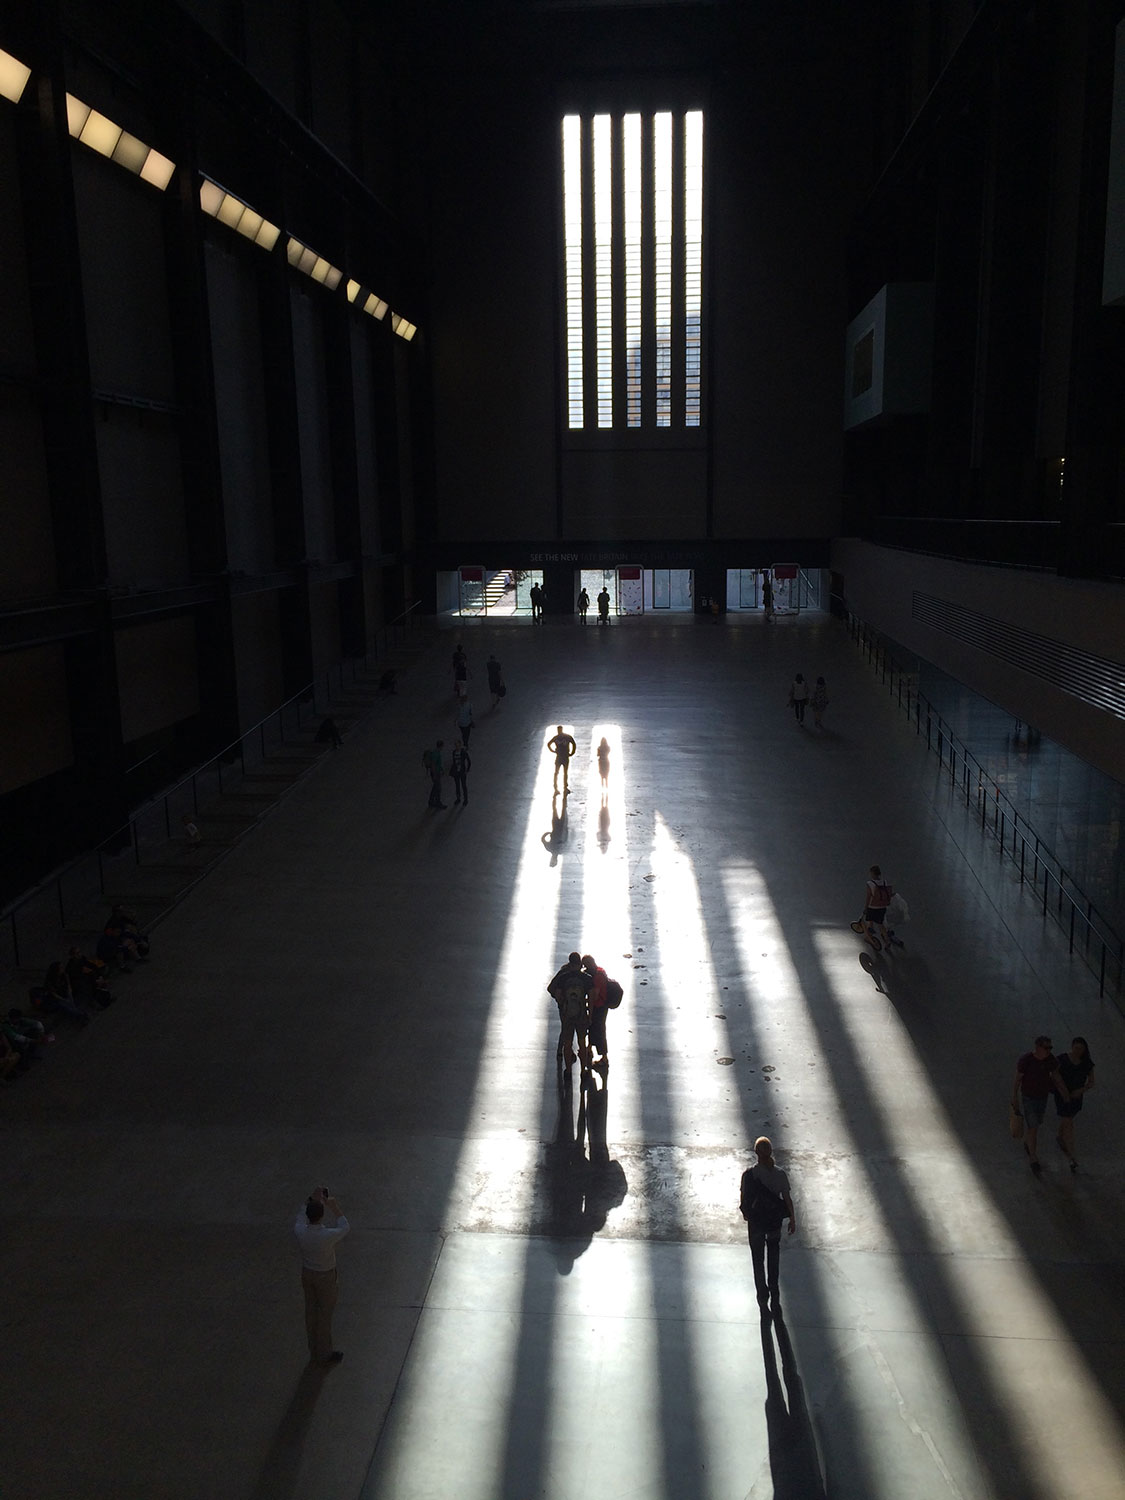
[740,1137,796,1313]
[762,573,774,621]
[451,643,469,694]
[423,739,447,809]
[1012,1036,1070,1175]
[456,695,475,748]
[1053,1036,1094,1172]
[548,725,577,792]
[582,953,610,1067]
[450,739,472,806]
[577,587,590,623]
[294,1188,350,1366]
[597,587,611,625]
[530,582,544,622]
[811,676,829,729]
[547,951,593,1072]
[597,736,611,796]
[486,654,504,707]
[788,674,809,724]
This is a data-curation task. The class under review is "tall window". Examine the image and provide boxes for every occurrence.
[561,109,704,431]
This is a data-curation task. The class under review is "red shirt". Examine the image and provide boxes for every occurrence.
[1017,1051,1058,1098]
[588,966,607,1010]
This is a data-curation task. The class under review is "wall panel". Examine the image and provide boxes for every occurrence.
[114,616,200,745]
[0,395,57,600]
[291,289,337,563]
[0,645,73,795]
[232,590,285,731]
[97,414,190,585]
[0,113,36,377]
[206,241,276,574]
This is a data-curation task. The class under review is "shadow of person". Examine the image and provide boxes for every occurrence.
[597,802,611,853]
[858,948,891,994]
[540,1069,627,1274]
[541,791,569,866]
[250,1364,327,1500]
[759,1313,828,1500]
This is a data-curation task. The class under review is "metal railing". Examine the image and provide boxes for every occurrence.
[2,603,424,974]
[846,608,1124,1002]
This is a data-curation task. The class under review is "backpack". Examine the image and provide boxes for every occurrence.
[740,1167,787,1232]
[560,974,588,1021]
[869,881,893,909]
[605,978,624,1009]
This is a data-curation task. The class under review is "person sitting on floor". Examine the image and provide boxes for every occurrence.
[104,905,150,962]
[378,669,397,694]
[2,1010,49,1067]
[7,1009,52,1048]
[66,947,114,1008]
[39,963,91,1026]
[315,716,343,749]
[0,1032,21,1082]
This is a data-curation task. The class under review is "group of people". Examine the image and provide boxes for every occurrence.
[787,673,829,728]
[2,908,151,1080]
[1012,1034,1096,1174]
[422,645,508,809]
[576,586,612,624]
[547,951,620,1076]
[546,727,610,798]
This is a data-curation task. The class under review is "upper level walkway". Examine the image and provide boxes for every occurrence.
[2,609,1123,1500]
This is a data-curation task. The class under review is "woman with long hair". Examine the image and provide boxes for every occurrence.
[1054,1037,1095,1172]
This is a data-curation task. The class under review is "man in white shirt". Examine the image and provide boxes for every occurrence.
[294,1188,350,1366]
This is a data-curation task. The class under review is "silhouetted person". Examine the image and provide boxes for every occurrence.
[548,725,577,791]
[1012,1035,1069,1175]
[315,716,343,749]
[596,587,610,624]
[597,736,610,795]
[486,653,504,706]
[530,582,544,621]
[450,739,472,806]
[762,572,774,620]
[740,1136,796,1313]
[577,587,590,623]
[547,950,593,1074]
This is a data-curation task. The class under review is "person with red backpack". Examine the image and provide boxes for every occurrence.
[851,865,902,952]
[581,953,623,1070]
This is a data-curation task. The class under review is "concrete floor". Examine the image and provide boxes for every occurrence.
[3,611,1124,1500]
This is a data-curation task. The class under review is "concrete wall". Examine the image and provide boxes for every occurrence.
[832,539,1125,784]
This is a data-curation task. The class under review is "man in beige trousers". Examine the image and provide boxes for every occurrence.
[294,1188,350,1366]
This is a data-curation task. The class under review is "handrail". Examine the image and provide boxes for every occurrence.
[845,607,1124,1002]
[2,604,425,965]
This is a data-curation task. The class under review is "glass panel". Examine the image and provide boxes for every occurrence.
[653,569,671,608]
[739,569,759,609]
[593,114,613,428]
[653,112,672,427]
[684,110,703,427]
[562,115,584,429]
[623,114,642,427]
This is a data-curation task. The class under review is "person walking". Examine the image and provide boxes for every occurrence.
[788,674,809,724]
[740,1137,796,1314]
[450,739,472,806]
[596,587,611,625]
[530,582,544,622]
[486,653,504,707]
[456,695,475,748]
[577,587,590,623]
[851,865,901,951]
[1012,1036,1070,1175]
[423,740,447,809]
[451,643,469,694]
[811,676,829,729]
[1053,1036,1094,1172]
[762,572,774,621]
[548,725,577,792]
[294,1187,350,1366]
[597,736,611,796]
